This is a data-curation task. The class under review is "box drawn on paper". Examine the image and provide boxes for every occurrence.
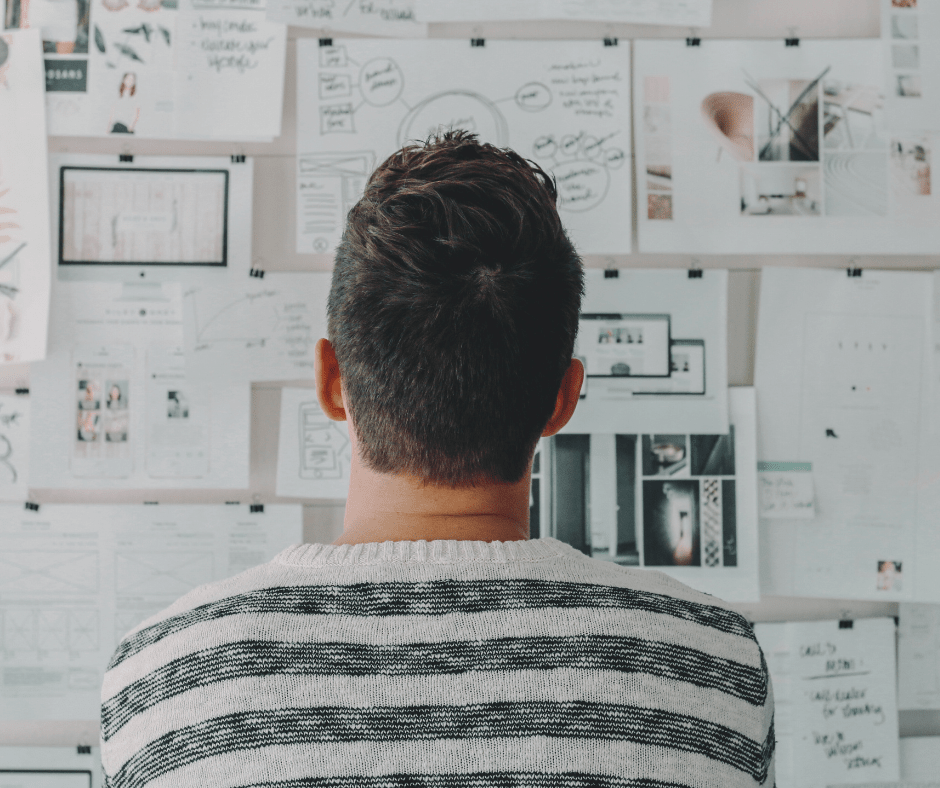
[299,401,350,481]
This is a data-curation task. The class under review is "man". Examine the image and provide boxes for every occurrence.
[101,131,775,787]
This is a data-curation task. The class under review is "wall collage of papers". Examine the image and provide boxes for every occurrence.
[1,0,940,786]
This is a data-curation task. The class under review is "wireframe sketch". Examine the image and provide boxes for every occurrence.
[297,151,375,253]
[0,551,99,595]
[115,551,214,596]
[2,608,97,653]
[299,401,350,480]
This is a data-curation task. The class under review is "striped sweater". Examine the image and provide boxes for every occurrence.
[101,538,775,788]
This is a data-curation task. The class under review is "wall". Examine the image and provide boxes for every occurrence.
[3,0,939,746]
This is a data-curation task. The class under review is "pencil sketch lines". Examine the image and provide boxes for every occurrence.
[1,608,99,653]
[115,551,214,596]
[189,289,281,349]
[299,401,350,480]
[0,551,99,595]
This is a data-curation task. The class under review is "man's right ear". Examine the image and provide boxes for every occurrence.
[542,357,584,437]
[314,338,347,422]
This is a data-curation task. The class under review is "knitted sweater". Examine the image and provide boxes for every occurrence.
[100,538,775,788]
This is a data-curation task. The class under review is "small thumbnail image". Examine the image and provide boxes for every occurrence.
[740,165,822,216]
[876,560,903,591]
[891,137,931,197]
[891,14,919,39]
[167,390,190,419]
[642,434,688,477]
[77,410,99,443]
[893,44,920,69]
[104,411,129,443]
[647,164,672,192]
[690,429,736,476]
[891,0,916,7]
[643,479,700,567]
[754,78,820,162]
[896,73,922,98]
[78,379,100,410]
[648,193,673,220]
[105,379,129,410]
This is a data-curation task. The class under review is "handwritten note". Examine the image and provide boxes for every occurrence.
[759,461,816,519]
[266,0,426,36]
[755,618,900,788]
[0,393,29,501]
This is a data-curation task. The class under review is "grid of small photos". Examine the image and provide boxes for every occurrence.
[890,0,923,99]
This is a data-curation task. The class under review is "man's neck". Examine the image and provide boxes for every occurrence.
[333,455,531,546]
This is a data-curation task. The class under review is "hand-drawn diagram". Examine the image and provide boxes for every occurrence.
[297,151,375,253]
[189,289,285,349]
[299,400,351,480]
[0,551,100,596]
[298,40,632,255]
[0,395,28,497]
[2,608,99,653]
[115,551,214,596]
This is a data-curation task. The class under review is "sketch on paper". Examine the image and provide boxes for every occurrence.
[0,550,100,595]
[299,401,350,481]
[115,551,214,596]
[2,608,99,654]
[0,393,29,499]
[297,40,631,255]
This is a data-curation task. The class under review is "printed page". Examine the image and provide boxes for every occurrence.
[755,268,934,601]
[414,0,713,25]
[562,268,728,435]
[547,386,757,601]
[267,0,426,36]
[0,392,28,500]
[183,272,330,386]
[882,0,940,131]
[634,40,940,254]
[0,504,301,721]
[175,0,287,141]
[276,386,353,499]
[30,281,250,489]
[755,618,901,788]
[295,39,632,255]
[0,30,52,364]
[0,746,102,787]
[897,603,940,710]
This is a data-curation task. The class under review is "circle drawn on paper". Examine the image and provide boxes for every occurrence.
[398,90,509,147]
[359,58,405,107]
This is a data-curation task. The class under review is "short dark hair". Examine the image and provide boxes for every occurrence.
[329,130,583,486]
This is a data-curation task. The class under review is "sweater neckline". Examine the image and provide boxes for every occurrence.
[275,537,579,567]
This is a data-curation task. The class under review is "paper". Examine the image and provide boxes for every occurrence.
[543,387,757,601]
[183,272,330,386]
[563,269,728,435]
[754,618,900,788]
[276,386,352,499]
[882,0,940,132]
[0,746,102,787]
[0,504,301,721]
[414,0,713,26]
[758,461,816,519]
[0,392,29,501]
[30,281,250,489]
[634,39,940,254]
[3,0,286,139]
[756,268,936,601]
[0,30,52,364]
[266,0,426,36]
[897,603,940,710]
[296,39,632,255]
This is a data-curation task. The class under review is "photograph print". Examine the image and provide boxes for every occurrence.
[643,479,700,567]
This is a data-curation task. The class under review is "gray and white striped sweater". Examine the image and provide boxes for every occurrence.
[101,537,775,788]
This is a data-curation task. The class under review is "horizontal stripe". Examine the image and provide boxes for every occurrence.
[234,774,693,788]
[103,668,770,760]
[111,702,769,788]
[107,580,755,670]
[102,635,767,740]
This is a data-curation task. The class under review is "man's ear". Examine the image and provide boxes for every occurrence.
[542,357,584,437]
[314,338,347,422]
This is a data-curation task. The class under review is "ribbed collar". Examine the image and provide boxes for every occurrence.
[275,537,578,567]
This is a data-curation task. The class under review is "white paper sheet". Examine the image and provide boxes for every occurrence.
[754,618,901,788]
[183,272,330,387]
[3,0,286,139]
[882,0,940,132]
[414,0,713,26]
[0,392,29,501]
[634,39,940,254]
[295,39,632,255]
[898,737,940,782]
[0,747,102,787]
[544,387,756,601]
[897,603,940,710]
[0,504,301,721]
[755,268,936,601]
[276,386,352,499]
[563,268,728,435]
[267,0,426,36]
[0,30,52,365]
[30,281,250,489]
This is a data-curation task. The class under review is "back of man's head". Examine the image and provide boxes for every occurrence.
[329,130,583,487]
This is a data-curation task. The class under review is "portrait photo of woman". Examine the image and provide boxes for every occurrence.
[108,71,140,134]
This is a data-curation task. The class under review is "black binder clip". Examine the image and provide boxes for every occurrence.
[604,269,619,279]
[471,38,485,47]
[77,745,92,755]
[14,387,28,395]
[688,269,703,279]
[249,268,265,279]
[686,37,701,47]
[250,503,264,513]
[838,620,854,629]
[119,154,133,163]
[231,154,246,163]
[785,38,800,47]
[318,38,333,47]
[25,501,39,512]
[603,37,618,47]
[847,267,862,278]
